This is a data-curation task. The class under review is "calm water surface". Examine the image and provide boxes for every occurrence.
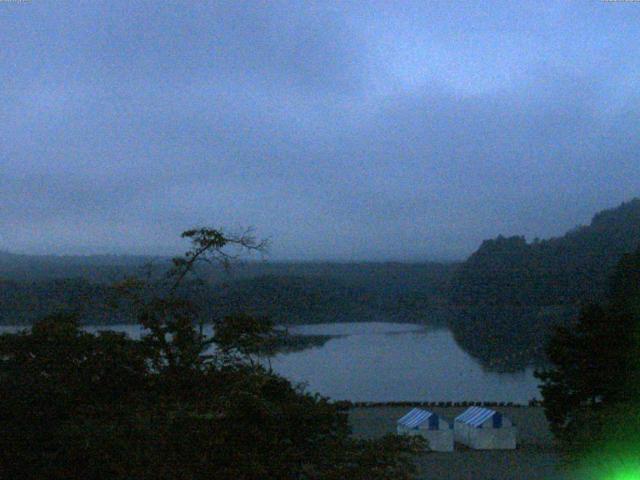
[1,322,540,403]
[273,322,540,403]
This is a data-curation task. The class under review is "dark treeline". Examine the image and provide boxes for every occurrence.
[450,198,640,306]
[449,198,640,369]
[0,260,455,326]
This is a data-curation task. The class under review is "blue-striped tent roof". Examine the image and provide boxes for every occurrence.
[397,408,434,428]
[455,407,499,428]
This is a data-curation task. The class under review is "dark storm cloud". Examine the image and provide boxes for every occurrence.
[1,1,639,259]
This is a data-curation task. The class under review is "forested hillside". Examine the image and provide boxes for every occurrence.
[0,259,454,326]
[450,198,640,306]
[449,198,640,369]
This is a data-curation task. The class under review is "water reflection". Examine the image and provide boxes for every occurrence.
[271,322,540,403]
[0,322,541,403]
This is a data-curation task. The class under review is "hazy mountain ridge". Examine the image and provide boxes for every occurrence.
[0,251,162,282]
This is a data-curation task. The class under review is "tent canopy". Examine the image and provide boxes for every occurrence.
[455,407,503,428]
[397,408,439,429]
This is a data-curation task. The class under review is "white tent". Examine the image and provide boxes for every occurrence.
[396,408,454,452]
[454,406,516,450]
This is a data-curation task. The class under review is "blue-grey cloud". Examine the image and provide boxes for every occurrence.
[1,1,639,260]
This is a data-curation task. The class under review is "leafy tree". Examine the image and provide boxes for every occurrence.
[535,246,640,453]
[0,311,148,480]
[0,227,422,480]
[213,313,284,367]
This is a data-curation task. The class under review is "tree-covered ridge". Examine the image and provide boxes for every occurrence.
[448,198,640,369]
[210,274,367,323]
[450,198,640,306]
[210,265,452,324]
[0,262,454,325]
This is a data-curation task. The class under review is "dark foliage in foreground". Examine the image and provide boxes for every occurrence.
[0,228,422,480]
[536,246,640,456]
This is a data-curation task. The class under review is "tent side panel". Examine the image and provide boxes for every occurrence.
[453,421,471,447]
[425,430,454,452]
[468,427,517,450]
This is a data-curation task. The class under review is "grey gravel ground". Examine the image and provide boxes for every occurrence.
[349,406,571,480]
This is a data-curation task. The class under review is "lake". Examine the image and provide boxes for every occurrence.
[0,322,541,403]
[272,322,540,403]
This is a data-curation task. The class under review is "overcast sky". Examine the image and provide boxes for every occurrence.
[1,1,639,260]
